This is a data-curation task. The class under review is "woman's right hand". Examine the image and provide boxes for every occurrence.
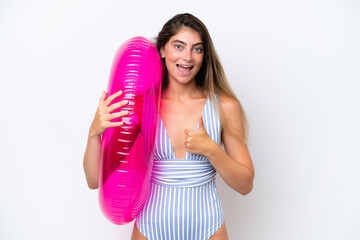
[89,90,129,138]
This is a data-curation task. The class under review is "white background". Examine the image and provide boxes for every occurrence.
[1,0,359,239]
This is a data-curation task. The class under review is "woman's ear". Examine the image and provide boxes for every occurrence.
[160,47,165,58]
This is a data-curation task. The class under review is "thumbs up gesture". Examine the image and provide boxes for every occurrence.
[184,114,213,155]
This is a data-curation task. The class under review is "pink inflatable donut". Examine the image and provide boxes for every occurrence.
[99,37,162,225]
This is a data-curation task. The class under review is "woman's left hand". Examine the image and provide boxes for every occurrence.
[184,114,214,155]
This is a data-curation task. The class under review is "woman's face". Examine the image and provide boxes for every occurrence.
[160,27,204,86]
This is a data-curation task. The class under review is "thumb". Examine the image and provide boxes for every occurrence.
[198,114,205,129]
[184,128,191,135]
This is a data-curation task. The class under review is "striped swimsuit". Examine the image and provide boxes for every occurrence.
[135,94,224,240]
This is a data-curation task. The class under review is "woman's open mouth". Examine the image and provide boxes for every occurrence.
[176,64,193,73]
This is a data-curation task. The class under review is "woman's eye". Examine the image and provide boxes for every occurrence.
[194,47,203,53]
[175,45,182,50]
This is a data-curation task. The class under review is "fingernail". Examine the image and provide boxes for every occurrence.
[118,90,122,94]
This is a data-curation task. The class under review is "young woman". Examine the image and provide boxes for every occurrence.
[83,13,254,240]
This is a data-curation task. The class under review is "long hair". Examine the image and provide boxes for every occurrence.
[156,13,249,144]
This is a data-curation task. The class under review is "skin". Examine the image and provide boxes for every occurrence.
[83,90,129,189]
[83,26,254,240]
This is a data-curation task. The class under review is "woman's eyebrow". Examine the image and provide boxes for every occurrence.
[171,40,204,47]
[192,42,204,47]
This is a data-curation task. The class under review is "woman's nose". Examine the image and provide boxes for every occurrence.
[182,49,193,61]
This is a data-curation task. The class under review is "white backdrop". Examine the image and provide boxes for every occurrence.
[1,0,359,239]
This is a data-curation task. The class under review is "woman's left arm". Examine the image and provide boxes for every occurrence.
[206,95,254,195]
[184,94,254,195]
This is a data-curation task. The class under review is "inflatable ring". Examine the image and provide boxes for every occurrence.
[99,36,162,225]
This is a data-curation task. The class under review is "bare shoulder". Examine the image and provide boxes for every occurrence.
[218,93,241,113]
[219,94,246,143]
[218,93,244,130]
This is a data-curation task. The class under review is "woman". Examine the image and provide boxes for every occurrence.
[83,13,254,240]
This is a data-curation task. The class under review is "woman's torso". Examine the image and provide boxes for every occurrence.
[159,94,208,158]
[135,93,225,240]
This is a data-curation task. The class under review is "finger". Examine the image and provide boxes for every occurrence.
[99,91,107,105]
[105,121,124,128]
[198,114,205,129]
[107,100,129,113]
[103,90,123,107]
[184,128,191,136]
[105,110,129,121]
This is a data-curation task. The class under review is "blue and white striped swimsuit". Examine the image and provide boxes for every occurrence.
[135,94,224,240]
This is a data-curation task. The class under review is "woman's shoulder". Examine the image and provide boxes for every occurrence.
[217,92,247,142]
[217,92,245,128]
[217,92,240,112]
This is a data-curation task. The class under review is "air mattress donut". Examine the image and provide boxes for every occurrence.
[99,36,162,225]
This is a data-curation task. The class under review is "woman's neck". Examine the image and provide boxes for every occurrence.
[162,78,205,100]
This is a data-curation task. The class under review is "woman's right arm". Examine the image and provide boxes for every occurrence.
[83,90,128,189]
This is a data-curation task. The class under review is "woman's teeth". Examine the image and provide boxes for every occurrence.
[177,64,193,71]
